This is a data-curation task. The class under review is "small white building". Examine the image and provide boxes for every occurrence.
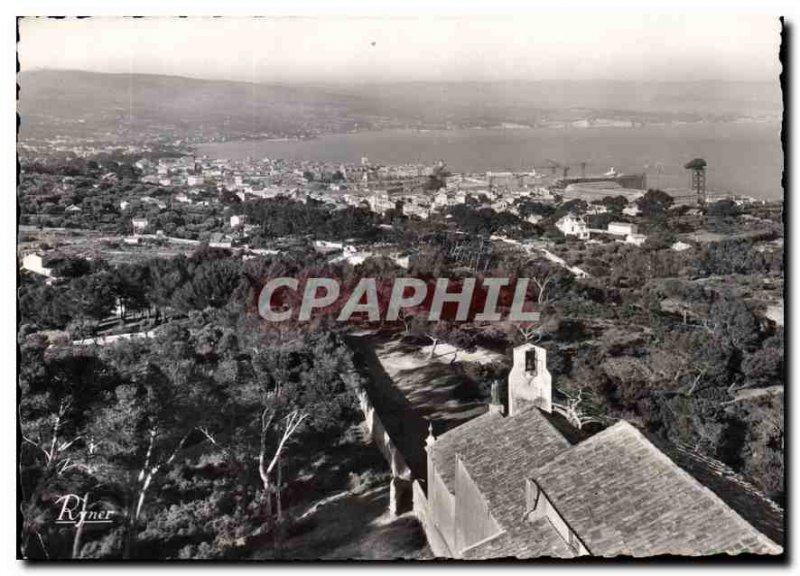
[141,196,167,210]
[313,240,344,254]
[392,254,410,269]
[187,174,204,187]
[491,199,511,212]
[556,214,590,240]
[230,214,247,228]
[131,218,149,236]
[622,204,642,217]
[608,222,638,236]
[367,190,394,215]
[21,253,54,278]
[402,203,430,219]
[134,159,152,172]
[329,245,371,266]
[209,233,233,249]
[625,233,647,246]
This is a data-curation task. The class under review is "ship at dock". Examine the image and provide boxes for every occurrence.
[552,168,647,191]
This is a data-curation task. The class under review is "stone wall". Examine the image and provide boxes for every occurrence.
[350,380,414,514]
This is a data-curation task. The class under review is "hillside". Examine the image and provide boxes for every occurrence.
[17,70,377,141]
[17,70,782,143]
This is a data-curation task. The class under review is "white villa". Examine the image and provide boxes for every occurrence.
[555,214,590,240]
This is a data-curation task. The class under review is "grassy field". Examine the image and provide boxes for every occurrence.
[18,226,200,265]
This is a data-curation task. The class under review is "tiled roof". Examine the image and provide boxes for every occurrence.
[430,407,574,559]
[430,410,504,492]
[652,437,784,547]
[461,517,573,560]
[431,407,570,501]
[428,406,781,559]
[532,421,782,557]
[457,409,571,530]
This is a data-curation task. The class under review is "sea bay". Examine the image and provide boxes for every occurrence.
[197,122,783,200]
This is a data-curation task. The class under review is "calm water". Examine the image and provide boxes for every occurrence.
[197,123,783,200]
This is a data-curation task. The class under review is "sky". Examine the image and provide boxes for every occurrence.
[18,15,782,84]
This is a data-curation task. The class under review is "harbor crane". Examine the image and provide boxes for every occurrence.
[684,158,707,205]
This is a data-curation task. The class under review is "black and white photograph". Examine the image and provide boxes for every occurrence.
[12,4,790,565]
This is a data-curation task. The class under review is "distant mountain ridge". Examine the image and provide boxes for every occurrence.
[18,69,782,142]
[18,69,376,140]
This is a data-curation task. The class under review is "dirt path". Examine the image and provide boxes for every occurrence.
[279,483,430,560]
[345,333,430,483]
[345,333,495,486]
[247,422,429,560]
[375,339,488,430]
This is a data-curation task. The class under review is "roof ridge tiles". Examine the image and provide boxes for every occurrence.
[530,421,782,555]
